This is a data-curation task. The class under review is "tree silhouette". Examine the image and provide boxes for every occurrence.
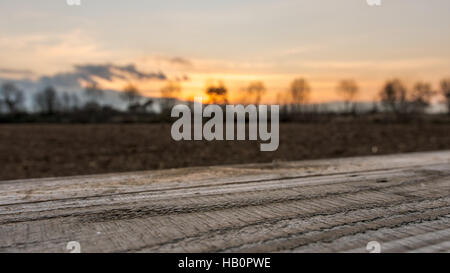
[244,81,266,105]
[441,78,450,115]
[121,83,141,109]
[409,82,435,114]
[161,81,181,99]
[0,82,24,113]
[205,81,228,104]
[84,82,103,104]
[336,80,359,113]
[34,86,60,114]
[61,92,80,112]
[379,79,409,115]
[160,81,181,112]
[290,78,311,112]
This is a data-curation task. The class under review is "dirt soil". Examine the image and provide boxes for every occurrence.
[1,122,450,181]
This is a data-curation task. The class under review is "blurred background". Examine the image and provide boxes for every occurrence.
[1,0,450,180]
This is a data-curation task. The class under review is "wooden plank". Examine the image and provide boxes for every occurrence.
[0,151,449,253]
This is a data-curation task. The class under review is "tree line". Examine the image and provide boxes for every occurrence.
[1,77,450,118]
[198,77,450,115]
[0,82,147,115]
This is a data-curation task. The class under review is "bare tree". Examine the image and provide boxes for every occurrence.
[441,78,450,115]
[206,81,228,104]
[290,78,311,112]
[70,94,80,110]
[161,81,181,98]
[244,81,266,105]
[121,83,141,110]
[409,82,435,114]
[61,93,71,112]
[60,92,80,112]
[84,82,103,104]
[276,91,290,114]
[34,86,60,114]
[0,82,24,113]
[160,81,181,112]
[336,80,359,113]
[379,79,409,115]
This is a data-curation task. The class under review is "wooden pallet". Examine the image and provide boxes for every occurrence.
[0,151,449,253]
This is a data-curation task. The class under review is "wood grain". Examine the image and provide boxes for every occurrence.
[0,151,449,253]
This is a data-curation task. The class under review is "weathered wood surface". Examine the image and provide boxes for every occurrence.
[0,151,449,253]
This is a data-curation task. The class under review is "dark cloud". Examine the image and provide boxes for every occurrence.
[40,72,89,87]
[75,64,118,81]
[40,63,167,88]
[169,57,192,66]
[0,64,168,111]
[112,64,167,80]
[174,75,191,82]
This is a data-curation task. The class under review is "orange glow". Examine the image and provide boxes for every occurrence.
[85,71,387,104]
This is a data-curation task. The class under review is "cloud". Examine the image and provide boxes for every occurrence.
[168,57,192,66]
[0,63,167,110]
[297,58,449,70]
[0,68,34,78]
[109,64,167,80]
[39,63,166,88]
[173,75,191,82]
[138,55,193,68]
[0,30,120,75]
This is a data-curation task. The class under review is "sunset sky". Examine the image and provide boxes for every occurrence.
[1,0,450,103]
